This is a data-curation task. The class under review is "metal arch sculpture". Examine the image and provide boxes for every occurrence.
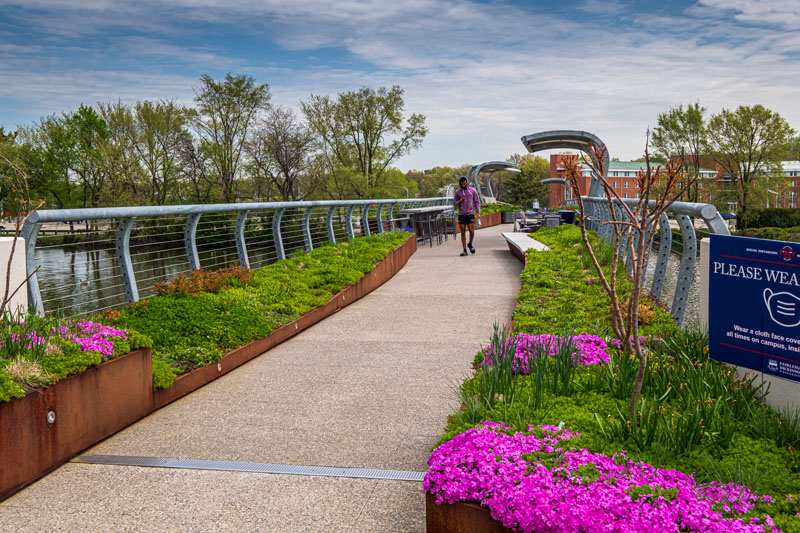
[520,130,610,198]
[466,161,520,202]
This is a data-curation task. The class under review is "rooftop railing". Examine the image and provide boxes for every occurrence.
[21,198,448,316]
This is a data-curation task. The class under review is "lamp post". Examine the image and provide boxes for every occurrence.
[404,187,408,198]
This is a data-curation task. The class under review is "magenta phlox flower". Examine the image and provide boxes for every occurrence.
[53,320,129,359]
[424,422,776,532]
[481,333,612,373]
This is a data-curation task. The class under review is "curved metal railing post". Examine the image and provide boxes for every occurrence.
[376,203,385,233]
[302,207,314,250]
[116,217,139,304]
[326,206,336,244]
[362,204,371,236]
[346,205,356,239]
[20,221,43,315]
[184,214,202,270]
[388,203,397,230]
[272,208,286,260]
[234,210,250,268]
[672,214,697,326]
[651,213,672,298]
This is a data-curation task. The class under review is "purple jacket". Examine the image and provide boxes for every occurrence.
[454,186,481,216]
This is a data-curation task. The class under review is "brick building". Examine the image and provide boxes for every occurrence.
[547,154,800,209]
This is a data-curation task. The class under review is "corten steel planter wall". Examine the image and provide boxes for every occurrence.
[453,211,502,233]
[426,493,513,533]
[0,347,152,500]
[153,234,417,409]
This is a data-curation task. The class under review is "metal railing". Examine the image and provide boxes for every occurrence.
[580,197,729,327]
[21,198,448,316]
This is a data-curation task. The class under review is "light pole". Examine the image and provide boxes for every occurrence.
[404,187,408,198]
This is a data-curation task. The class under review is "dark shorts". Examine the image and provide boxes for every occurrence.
[458,214,475,226]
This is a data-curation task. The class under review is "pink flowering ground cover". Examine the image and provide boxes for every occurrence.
[481,333,612,372]
[425,422,778,532]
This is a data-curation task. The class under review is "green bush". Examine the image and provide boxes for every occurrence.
[100,231,412,390]
[0,369,25,402]
[479,202,519,214]
[737,226,800,243]
[738,208,800,230]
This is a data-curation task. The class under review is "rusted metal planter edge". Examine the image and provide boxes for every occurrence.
[153,234,417,409]
[0,347,153,501]
[453,211,503,233]
[425,493,513,533]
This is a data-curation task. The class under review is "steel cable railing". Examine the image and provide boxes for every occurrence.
[580,197,729,327]
[21,197,448,316]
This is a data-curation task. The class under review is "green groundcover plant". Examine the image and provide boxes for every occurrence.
[98,230,412,390]
[0,312,152,402]
[429,226,800,532]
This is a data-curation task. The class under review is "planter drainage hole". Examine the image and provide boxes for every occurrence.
[217,363,222,372]
[46,411,56,425]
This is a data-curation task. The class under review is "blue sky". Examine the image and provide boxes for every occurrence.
[1,0,798,171]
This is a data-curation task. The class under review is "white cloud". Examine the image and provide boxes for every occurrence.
[0,0,798,170]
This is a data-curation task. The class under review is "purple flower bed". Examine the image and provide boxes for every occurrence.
[425,422,777,532]
[57,321,129,359]
[481,333,612,373]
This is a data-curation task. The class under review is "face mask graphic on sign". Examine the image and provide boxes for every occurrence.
[763,288,800,327]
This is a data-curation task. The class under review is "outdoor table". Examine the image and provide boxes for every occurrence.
[398,206,451,246]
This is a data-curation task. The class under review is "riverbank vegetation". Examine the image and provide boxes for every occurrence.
[427,226,800,532]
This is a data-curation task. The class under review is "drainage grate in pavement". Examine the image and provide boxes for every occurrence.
[74,455,426,482]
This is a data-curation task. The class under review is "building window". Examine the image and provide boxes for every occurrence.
[791,191,797,209]
[624,182,630,189]
[624,193,629,199]
[613,181,618,188]
[698,183,703,189]
[792,181,797,187]
[635,193,640,198]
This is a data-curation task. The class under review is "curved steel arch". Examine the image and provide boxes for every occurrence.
[466,161,520,202]
[520,130,610,198]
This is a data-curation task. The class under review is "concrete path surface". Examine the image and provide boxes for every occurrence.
[0,224,522,532]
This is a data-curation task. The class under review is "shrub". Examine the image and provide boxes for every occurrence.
[738,208,800,230]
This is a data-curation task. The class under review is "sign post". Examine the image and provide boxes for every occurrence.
[709,234,800,383]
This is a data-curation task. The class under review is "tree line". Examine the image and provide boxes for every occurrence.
[0,74,428,213]
[650,102,797,223]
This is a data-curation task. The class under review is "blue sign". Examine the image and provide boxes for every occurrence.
[709,234,800,383]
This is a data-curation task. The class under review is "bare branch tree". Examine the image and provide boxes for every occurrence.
[562,133,696,422]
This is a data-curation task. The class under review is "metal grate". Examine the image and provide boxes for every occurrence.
[74,455,425,482]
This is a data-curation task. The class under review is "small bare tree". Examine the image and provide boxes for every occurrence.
[561,133,696,423]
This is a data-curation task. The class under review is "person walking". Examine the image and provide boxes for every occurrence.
[453,176,481,256]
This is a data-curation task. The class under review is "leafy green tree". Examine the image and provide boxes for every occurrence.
[193,73,271,202]
[18,115,79,210]
[301,86,427,198]
[97,101,143,206]
[69,104,111,209]
[651,102,707,202]
[406,165,469,198]
[502,154,550,207]
[132,100,194,205]
[706,105,795,229]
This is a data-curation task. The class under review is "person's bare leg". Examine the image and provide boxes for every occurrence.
[468,223,476,252]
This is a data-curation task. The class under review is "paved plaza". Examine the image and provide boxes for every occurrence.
[0,224,522,532]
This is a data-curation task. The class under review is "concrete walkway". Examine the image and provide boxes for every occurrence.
[0,224,522,532]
